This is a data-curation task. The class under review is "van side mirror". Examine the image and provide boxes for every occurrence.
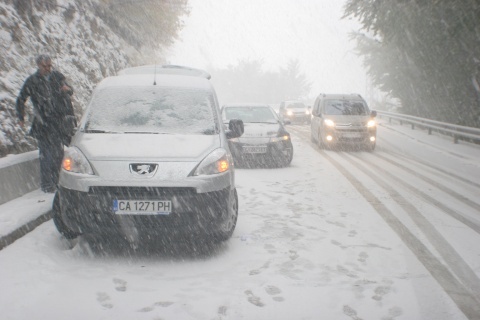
[226,119,244,139]
[371,110,377,118]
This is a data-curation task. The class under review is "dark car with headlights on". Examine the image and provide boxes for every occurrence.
[53,66,244,244]
[310,93,377,151]
[221,103,293,168]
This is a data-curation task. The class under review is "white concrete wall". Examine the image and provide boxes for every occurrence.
[0,151,40,205]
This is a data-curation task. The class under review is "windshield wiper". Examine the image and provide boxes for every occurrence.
[248,121,277,124]
[123,131,161,134]
[202,128,217,135]
[84,129,120,133]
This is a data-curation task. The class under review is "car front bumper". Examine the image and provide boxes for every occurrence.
[228,139,292,163]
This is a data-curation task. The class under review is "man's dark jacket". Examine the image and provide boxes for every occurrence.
[16,70,76,144]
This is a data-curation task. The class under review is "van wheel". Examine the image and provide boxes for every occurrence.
[365,142,376,152]
[317,133,325,149]
[213,189,238,242]
[310,130,317,143]
[53,192,81,240]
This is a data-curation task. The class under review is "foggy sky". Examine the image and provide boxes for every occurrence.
[165,0,368,101]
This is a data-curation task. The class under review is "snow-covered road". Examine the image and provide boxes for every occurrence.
[1,121,479,320]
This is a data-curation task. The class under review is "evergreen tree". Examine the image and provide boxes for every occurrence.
[345,0,480,127]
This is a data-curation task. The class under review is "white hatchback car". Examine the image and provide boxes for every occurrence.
[53,66,244,244]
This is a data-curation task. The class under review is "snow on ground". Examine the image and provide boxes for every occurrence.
[0,120,479,320]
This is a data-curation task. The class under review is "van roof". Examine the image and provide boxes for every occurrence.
[96,73,213,91]
[117,64,211,79]
[317,93,365,100]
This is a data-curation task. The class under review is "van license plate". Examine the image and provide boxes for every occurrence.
[113,200,172,215]
[342,132,362,138]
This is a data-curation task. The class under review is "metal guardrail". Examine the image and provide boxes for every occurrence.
[376,110,480,144]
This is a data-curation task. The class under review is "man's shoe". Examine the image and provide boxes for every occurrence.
[42,187,56,193]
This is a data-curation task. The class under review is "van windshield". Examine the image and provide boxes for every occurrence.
[286,102,306,109]
[324,100,369,116]
[84,86,217,134]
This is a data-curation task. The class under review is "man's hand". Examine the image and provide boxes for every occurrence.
[19,120,24,128]
[60,85,71,92]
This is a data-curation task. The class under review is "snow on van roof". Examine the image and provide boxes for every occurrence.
[96,73,213,90]
[117,64,211,79]
[317,93,365,100]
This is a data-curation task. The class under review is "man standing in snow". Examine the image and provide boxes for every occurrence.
[16,54,76,193]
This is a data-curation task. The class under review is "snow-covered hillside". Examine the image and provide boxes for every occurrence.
[0,0,186,156]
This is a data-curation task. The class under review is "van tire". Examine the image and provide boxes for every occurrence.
[53,192,81,240]
[213,189,238,242]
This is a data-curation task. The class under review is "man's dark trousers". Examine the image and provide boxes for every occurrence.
[37,135,64,192]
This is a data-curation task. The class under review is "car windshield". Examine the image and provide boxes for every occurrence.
[84,86,217,134]
[324,99,369,115]
[224,106,277,123]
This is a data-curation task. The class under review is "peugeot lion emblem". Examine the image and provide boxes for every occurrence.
[130,163,158,177]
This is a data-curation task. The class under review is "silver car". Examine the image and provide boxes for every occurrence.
[53,67,244,243]
[310,93,377,151]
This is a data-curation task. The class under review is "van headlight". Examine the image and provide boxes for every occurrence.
[193,148,230,176]
[62,147,94,175]
[367,120,376,127]
[324,119,335,127]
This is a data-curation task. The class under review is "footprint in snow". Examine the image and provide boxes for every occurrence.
[113,278,127,292]
[245,290,265,307]
[265,285,285,302]
[343,305,362,320]
[96,292,113,309]
[372,285,391,301]
[358,251,368,263]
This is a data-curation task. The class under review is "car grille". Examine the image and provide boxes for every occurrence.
[88,186,197,198]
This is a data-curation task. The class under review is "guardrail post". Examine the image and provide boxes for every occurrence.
[428,128,432,135]
[411,123,415,130]
[453,135,459,144]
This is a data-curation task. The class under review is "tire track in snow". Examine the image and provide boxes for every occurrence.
[354,152,480,235]
[378,147,480,189]
[341,152,480,288]
[321,149,480,320]
[289,127,480,319]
